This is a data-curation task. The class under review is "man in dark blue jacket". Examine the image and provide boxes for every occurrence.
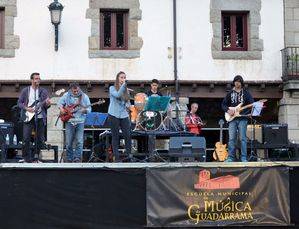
[18,73,51,162]
[222,75,254,162]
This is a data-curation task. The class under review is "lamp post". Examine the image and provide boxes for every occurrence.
[48,0,64,51]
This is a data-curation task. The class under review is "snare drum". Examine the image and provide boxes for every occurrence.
[138,110,162,131]
[134,93,148,111]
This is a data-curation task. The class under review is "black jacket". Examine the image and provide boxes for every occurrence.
[222,89,254,116]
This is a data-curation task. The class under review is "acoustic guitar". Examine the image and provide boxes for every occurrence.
[60,99,105,122]
[225,99,267,122]
[213,119,228,162]
[23,89,65,123]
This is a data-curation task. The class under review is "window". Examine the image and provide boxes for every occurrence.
[0,9,4,49]
[100,10,128,50]
[222,12,248,51]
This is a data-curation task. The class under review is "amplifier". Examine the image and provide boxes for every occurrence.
[0,122,14,145]
[169,136,206,162]
[262,124,288,147]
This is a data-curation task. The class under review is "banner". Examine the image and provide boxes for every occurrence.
[146,167,290,227]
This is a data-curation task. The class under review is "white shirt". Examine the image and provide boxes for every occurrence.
[28,86,42,118]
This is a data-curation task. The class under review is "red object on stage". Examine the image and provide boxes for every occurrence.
[185,113,202,135]
[60,104,80,122]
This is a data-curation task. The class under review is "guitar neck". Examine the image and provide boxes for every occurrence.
[89,102,99,107]
[239,103,254,112]
[219,125,223,144]
[74,100,104,110]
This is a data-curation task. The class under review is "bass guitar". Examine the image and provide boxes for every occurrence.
[60,99,105,122]
[213,119,228,162]
[225,99,267,122]
[23,89,65,123]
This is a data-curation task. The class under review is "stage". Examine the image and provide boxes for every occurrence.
[0,162,298,228]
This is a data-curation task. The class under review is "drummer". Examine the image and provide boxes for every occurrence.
[146,79,162,97]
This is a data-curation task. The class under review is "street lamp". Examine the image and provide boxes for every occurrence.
[48,0,64,51]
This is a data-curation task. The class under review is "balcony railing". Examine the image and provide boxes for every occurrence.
[281,47,299,80]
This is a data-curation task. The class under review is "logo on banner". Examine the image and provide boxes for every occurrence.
[194,170,240,190]
[187,169,253,224]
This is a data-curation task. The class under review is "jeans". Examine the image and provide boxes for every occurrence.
[109,115,131,162]
[22,118,45,162]
[228,118,248,162]
[65,122,84,162]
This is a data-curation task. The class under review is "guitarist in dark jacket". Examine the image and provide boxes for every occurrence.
[17,73,51,162]
[221,75,254,162]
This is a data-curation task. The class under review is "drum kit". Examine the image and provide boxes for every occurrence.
[129,90,187,132]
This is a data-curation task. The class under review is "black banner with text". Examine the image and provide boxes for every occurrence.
[147,167,290,227]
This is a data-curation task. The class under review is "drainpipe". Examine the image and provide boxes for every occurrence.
[173,0,179,119]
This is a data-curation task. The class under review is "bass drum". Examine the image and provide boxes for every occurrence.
[138,110,162,131]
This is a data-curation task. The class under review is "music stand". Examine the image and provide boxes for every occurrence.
[144,96,171,112]
[84,112,108,127]
[248,102,264,162]
[142,96,171,162]
[85,112,108,162]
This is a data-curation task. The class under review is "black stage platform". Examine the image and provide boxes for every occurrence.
[0,162,298,228]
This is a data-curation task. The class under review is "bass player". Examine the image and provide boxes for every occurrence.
[221,75,254,162]
[58,83,91,162]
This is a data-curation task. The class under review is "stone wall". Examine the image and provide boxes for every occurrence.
[0,0,19,57]
[285,0,299,46]
[279,1,299,143]
[47,97,64,153]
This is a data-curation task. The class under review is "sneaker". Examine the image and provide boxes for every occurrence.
[241,157,248,162]
[32,159,43,163]
[18,159,25,163]
[225,158,234,162]
[73,158,81,163]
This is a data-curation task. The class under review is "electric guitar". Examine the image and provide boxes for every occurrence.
[23,89,65,123]
[60,99,105,122]
[225,99,267,122]
[213,119,228,162]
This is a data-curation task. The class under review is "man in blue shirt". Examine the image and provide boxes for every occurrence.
[58,83,91,162]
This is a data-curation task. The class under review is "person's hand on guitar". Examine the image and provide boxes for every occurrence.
[228,108,235,116]
[26,107,35,113]
[45,98,51,106]
[59,107,67,115]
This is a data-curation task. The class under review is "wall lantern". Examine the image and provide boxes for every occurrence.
[48,0,64,51]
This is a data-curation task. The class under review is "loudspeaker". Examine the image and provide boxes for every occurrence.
[262,124,288,147]
[0,122,14,145]
[169,136,206,162]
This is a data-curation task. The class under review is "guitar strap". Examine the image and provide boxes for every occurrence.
[77,94,83,105]
[72,94,83,114]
